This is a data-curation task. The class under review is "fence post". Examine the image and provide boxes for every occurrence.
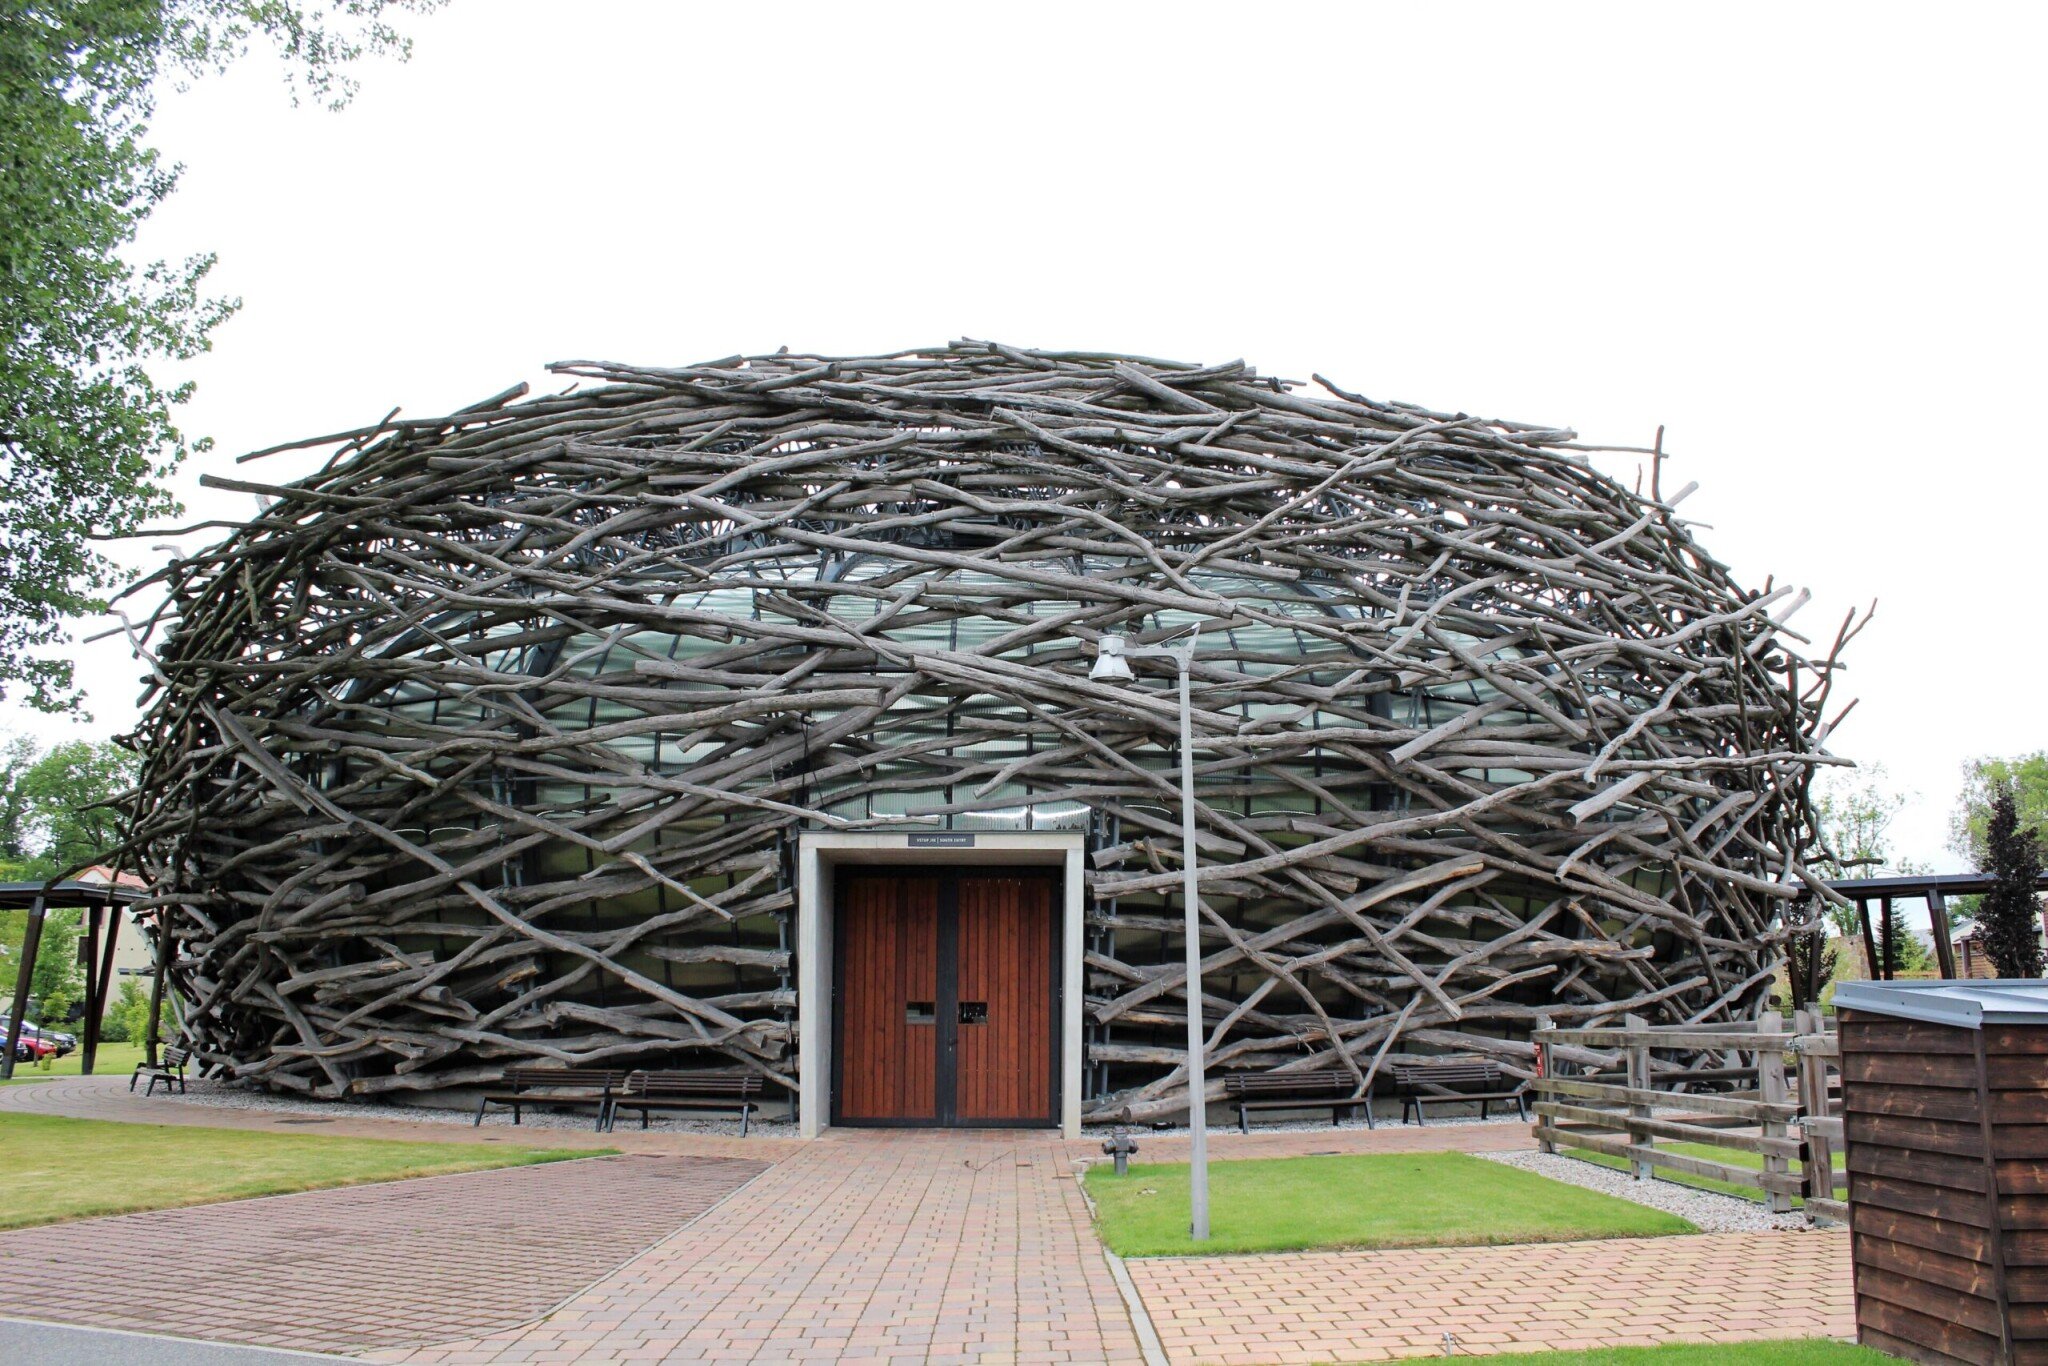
[1624,1011,1652,1181]
[1792,1008,1835,1212]
[1534,1013,1554,1154]
[1757,1014,1795,1214]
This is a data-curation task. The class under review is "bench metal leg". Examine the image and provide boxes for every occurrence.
[1480,1099,1489,1120]
[474,1096,490,1126]
[740,1103,752,1138]
[1516,1093,1529,1122]
[1239,1103,1250,1135]
[146,1074,159,1098]
[1363,1098,1375,1131]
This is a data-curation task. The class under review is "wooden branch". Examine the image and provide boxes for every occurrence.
[108,341,1841,1115]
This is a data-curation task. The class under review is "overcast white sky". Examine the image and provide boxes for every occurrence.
[12,2,2044,893]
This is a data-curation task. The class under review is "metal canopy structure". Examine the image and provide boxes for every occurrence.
[0,879,147,1080]
[1824,871,2048,981]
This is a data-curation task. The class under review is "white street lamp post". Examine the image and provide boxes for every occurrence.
[1088,628,1210,1241]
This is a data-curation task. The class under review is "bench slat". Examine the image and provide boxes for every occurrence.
[502,1067,624,1086]
[1222,1072,1351,1095]
[1392,1059,1528,1126]
[606,1070,764,1136]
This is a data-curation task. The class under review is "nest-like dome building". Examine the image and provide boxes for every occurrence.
[121,343,1833,1131]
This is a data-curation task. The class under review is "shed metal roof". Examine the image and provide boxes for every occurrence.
[1833,979,2048,1030]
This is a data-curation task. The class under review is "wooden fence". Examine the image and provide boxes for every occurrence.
[1530,1010,1847,1224]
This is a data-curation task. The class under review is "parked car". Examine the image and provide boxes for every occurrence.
[8,1033,54,1064]
[0,1018,69,1061]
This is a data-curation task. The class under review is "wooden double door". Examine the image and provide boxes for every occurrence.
[833,867,1060,1127]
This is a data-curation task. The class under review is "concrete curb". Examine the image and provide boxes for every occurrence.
[1102,1250,1170,1366]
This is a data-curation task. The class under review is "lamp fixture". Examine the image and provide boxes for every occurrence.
[1088,634,1136,682]
[1077,624,1211,1241]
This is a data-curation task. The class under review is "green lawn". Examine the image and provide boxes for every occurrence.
[0,1112,602,1229]
[1561,1140,1845,1206]
[1438,1342,1885,1365]
[1085,1152,1695,1257]
[2,1040,147,1082]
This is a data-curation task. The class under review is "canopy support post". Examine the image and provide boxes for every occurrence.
[82,902,121,1076]
[1857,899,1879,982]
[145,911,169,1068]
[3,894,49,1080]
[1928,890,1957,980]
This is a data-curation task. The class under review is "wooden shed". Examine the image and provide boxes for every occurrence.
[1834,980,2048,1365]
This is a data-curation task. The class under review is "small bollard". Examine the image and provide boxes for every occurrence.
[1101,1128,1139,1177]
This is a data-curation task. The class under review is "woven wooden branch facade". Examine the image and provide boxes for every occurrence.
[116,342,1846,1119]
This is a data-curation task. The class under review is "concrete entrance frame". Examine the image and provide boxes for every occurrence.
[796,830,1085,1139]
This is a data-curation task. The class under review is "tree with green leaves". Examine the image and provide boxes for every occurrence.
[0,732,42,864]
[12,907,83,1022]
[1877,898,1930,976]
[1949,752,2048,869]
[1813,766,1910,879]
[99,976,147,1041]
[0,735,139,1022]
[0,735,137,878]
[1812,764,1924,907]
[1785,925,1837,1010]
[1,0,440,711]
[1979,786,2046,979]
[17,737,138,874]
[1806,764,1949,980]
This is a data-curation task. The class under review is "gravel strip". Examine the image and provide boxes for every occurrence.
[163,1080,1534,1142]
[163,1079,799,1138]
[1476,1148,1808,1232]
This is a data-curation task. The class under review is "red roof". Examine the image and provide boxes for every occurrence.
[72,865,147,890]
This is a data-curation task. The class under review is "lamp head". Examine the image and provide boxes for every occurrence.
[1089,635,1136,682]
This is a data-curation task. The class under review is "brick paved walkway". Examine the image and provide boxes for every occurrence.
[377,1129,1145,1365]
[1128,1229,1855,1362]
[0,1154,765,1356]
[6,1076,1851,1365]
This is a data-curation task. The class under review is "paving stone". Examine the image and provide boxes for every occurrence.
[0,1154,764,1355]
[1126,1229,1855,1363]
[372,1130,1143,1366]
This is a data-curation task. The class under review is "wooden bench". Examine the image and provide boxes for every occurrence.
[474,1066,623,1129]
[1222,1070,1372,1133]
[132,1046,190,1096]
[603,1071,764,1135]
[1393,1059,1527,1125]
